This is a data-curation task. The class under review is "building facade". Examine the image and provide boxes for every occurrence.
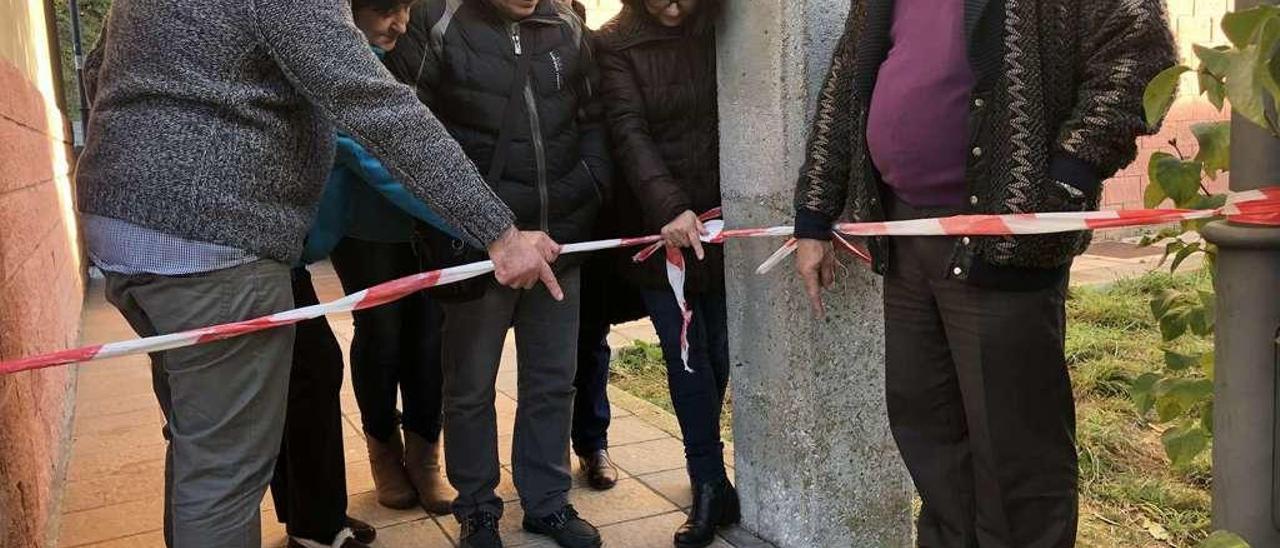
[0,0,83,545]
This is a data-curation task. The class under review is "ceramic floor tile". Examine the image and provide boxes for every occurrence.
[608,437,687,477]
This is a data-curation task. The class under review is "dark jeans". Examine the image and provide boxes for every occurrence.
[330,238,445,442]
[269,268,348,543]
[884,198,1077,548]
[641,288,730,484]
[572,295,613,456]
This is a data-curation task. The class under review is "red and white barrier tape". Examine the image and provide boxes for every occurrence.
[755,187,1280,274]
[1,187,1277,376]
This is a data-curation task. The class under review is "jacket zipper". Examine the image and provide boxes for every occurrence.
[510,23,550,233]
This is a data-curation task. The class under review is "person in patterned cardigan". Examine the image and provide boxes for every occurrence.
[792,1,1176,546]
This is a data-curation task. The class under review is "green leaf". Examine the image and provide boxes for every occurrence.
[1269,39,1280,110]
[1160,310,1191,341]
[1221,6,1280,48]
[1151,289,1182,319]
[1201,401,1215,436]
[1202,351,1216,379]
[1192,194,1230,210]
[1167,378,1214,406]
[1224,44,1274,133]
[1190,302,1216,336]
[1145,66,1191,128]
[1191,122,1232,179]
[1160,240,1184,267]
[1163,422,1210,467]
[1144,178,1169,208]
[1199,72,1227,111]
[1149,152,1205,208]
[1154,378,1213,422]
[1132,373,1161,415]
[1171,242,1204,273]
[1196,44,1234,78]
[1165,350,1206,371]
[1199,530,1250,548]
[1141,227,1188,246]
[1256,17,1280,118]
[1199,290,1216,313]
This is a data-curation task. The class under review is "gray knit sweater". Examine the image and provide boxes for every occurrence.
[76,0,515,264]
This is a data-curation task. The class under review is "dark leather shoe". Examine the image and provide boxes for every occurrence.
[522,505,602,548]
[674,478,740,548]
[460,512,503,548]
[345,516,376,544]
[579,449,618,491]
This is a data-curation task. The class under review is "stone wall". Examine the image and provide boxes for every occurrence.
[0,0,84,545]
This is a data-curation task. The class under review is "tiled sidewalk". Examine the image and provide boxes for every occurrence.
[56,265,734,548]
[54,241,1170,547]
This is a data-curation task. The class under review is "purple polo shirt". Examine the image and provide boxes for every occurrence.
[866,0,974,207]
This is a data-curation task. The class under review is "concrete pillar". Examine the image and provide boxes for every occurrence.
[1205,3,1280,543]
[717,2,912,546]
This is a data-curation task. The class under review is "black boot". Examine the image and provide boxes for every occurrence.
[460,512,503,548]
[674,478,740,548]
[522,505,602,548]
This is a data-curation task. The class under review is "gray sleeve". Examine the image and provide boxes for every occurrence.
[250,0,514,246]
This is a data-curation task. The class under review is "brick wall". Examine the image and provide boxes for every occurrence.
[1105,0,1232,210]
[0,1,84,546]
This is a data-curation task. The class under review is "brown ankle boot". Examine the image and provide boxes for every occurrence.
[365,431,416,509]
[403,430,456,515]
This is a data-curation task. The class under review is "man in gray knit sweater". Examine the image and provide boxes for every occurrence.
[76,1,560,546]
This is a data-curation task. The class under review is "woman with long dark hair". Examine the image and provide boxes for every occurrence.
[596,1,733,547]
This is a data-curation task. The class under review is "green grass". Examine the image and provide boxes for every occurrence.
[1070,271,1214,547]
[610,270,1215,547]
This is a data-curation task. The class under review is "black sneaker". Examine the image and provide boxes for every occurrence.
[345,516,377,544]
[522,505,602,548]
[460,512,503,548]
[286,530,369,548]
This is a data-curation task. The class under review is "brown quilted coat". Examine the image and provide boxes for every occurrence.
[596,0,723,292]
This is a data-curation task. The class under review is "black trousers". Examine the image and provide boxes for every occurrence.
[270,267,348,542]
[884,200,1078,548]
[330,238,445,443]
[572,264,614,456]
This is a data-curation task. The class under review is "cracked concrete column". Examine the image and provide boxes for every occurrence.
[717,1,912,546]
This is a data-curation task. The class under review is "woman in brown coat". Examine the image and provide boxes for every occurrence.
[596,1,731,547]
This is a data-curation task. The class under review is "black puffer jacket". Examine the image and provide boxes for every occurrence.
[386,0,611,245]
[595,0,722,292]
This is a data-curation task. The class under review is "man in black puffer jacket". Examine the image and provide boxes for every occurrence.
[385,2,610,547]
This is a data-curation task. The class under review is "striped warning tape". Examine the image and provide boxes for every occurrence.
[0,187,1276,375]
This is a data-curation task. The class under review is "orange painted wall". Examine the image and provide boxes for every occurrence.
[0,0,84,546]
